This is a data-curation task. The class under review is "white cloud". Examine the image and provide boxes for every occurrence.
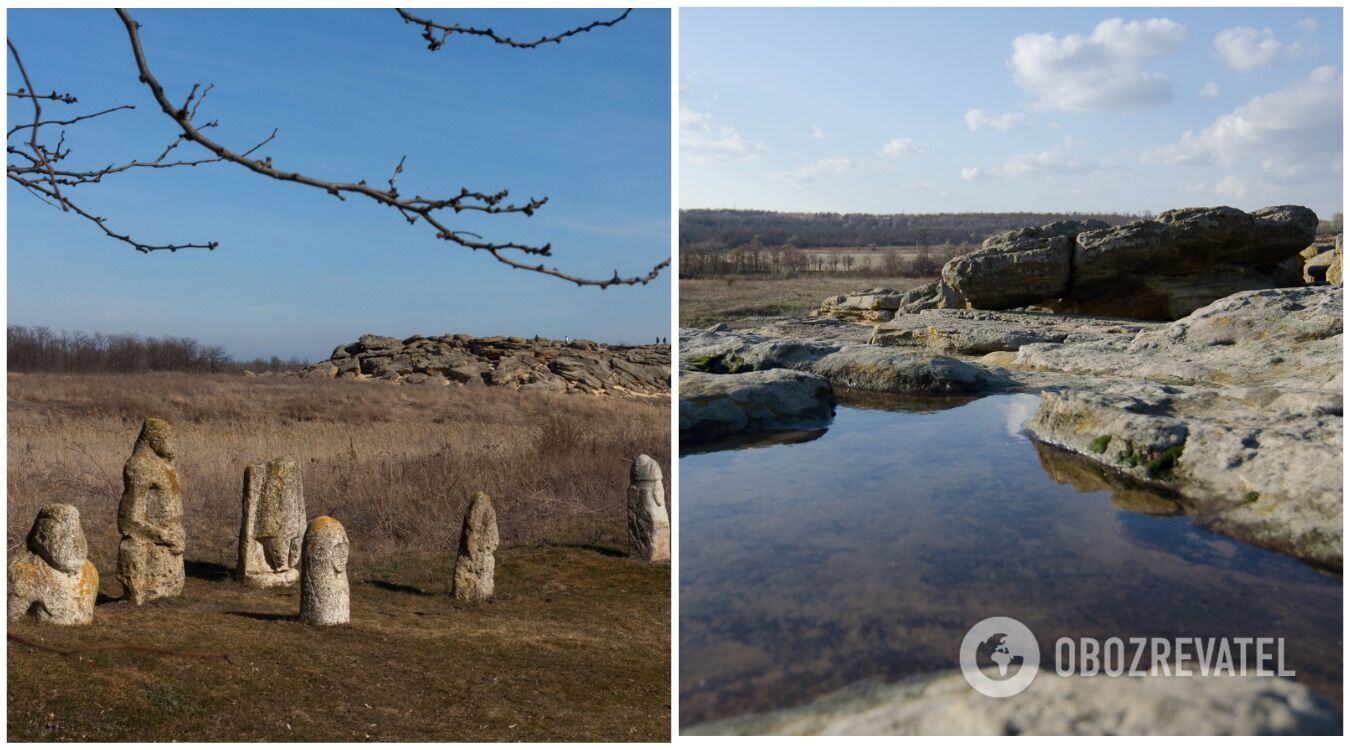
[964,108,1028,132]
[1147,66,1342,184]
[879,137,926,158]
[1297,18,1318,33]
[1213,26,1305,73]
[1199,82,1220,98]
[680,104,767,164]
[764,157,862,189]
[1213,174,1250,200]
[989,149,1116,178]
[809,124,825,140]
[960,166,982,181]
[1010,17,1187,112]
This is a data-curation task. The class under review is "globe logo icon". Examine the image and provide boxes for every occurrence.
[960,617,1040,697]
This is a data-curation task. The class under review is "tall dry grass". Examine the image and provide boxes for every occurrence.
[7,373,670,569]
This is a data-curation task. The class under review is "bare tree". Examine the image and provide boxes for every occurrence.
[7,8,666,289]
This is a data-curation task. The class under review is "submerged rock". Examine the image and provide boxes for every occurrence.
[686,671,1341,735]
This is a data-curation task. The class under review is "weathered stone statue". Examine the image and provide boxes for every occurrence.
[116,418,185,604]
[236,458,306,587]
[299,516,349,625]
[451,492,499,602]
[8,504,99,625]
[627,454,670,562]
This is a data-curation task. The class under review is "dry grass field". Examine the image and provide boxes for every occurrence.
[679,275,929,327]
[7,372,670,741]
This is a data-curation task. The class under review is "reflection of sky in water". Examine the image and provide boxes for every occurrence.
[679,395,1342,727]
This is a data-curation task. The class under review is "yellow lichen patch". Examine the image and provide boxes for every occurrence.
[8,557,47,587]
[309,516,343,532]
[79,560,99,600]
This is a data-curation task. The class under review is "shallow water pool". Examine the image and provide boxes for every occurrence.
[679,393,1342,726]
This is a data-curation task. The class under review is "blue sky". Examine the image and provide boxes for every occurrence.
[681,7,1343,220]
[7,8,670,360]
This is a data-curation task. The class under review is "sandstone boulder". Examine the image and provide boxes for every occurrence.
[451,492,499,602]
[299,516,349,625]
[237,458,306,588]
[627,455,670,562]
[8,504,98,625]
[117,418,185,605]
[824,206,1319,321]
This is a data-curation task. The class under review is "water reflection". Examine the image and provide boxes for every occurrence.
[679,395,1342,727]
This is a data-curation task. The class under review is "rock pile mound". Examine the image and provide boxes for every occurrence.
[817,206,1321,322]
[291,334,669,396]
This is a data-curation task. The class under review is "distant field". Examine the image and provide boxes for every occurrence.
[679,275,929,327]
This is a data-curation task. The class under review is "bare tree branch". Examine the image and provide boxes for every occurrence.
[113,7,667,288]
[8,38,67,209]
[395,7,633,51]
[7,36,221,252]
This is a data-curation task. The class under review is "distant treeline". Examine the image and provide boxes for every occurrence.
[7,326,307,374]
[679,209,1143,250]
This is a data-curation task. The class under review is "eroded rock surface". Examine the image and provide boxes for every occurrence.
[680,369,836,444]
[237,458,306,588]
[816,206,1318,322]
[294,333,669,396]
[451,492,499,602]
[627,455,670,562]
[117,418,185,605]
[8,504,98,625]
[687,671,1341,735]
[685,283,1342,568]
[299,516,349,625]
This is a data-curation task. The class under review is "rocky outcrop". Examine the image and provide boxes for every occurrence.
[7,505,99,625]
[1018,287,1343,570]
[294,333,668,397]
[684,284,1342,568]
[680,369,836,444]
[816,289,907,323]
[816,206,1318,322]
[687,671,1341,735]
[117,418,185,605]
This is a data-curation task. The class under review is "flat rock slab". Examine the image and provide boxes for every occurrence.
[680,370,835,444]
[686,671,1341,735]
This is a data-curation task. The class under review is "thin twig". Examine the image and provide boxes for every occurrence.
[113,7,668,288]
[395,8,632,51]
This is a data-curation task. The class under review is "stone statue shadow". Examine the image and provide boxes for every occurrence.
[367,580,438,596]
[185,560,234,581]
[223,610,294,622]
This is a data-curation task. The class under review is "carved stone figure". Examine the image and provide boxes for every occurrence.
[627,455,670,562]
[299,516,349,625]
[237,458,306,587]
[8,504,99,625]
[116,418,185,604]
[451,492,499,601]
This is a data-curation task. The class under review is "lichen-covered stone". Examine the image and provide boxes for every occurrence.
[627,455,670,562]
[8,504,98,625]
[237,458,306,588]
[299,516,349,625]
[116,418,185,605]
[451,492,499,602]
